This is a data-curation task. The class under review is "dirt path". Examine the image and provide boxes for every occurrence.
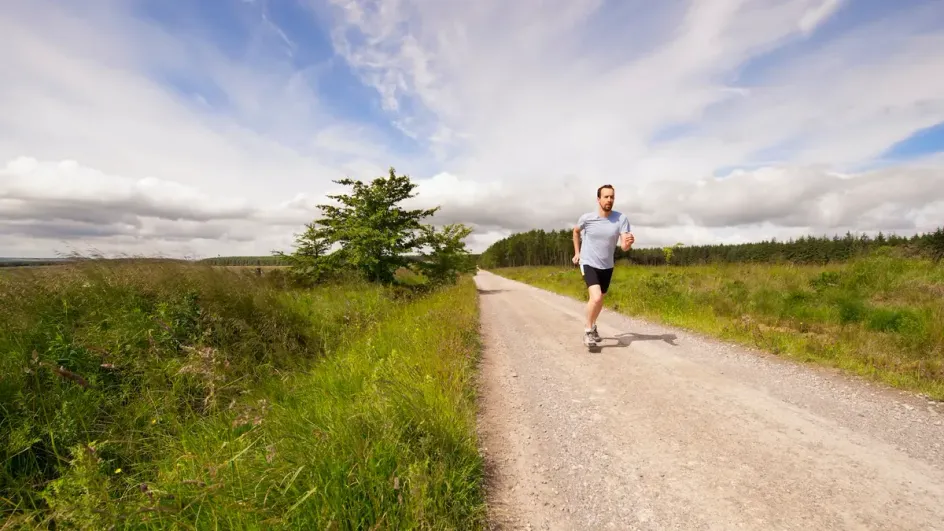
[473,270,944,531]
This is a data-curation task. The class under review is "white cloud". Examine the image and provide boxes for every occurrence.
[0,0,416,208]
[398,161,944,249]
[322,0,880,180]
[2,0,944,257]
[319,0,944,248]
[1,158,254,222]
[0,0,437,257]
[0,157,317,258]
[798,0,844,34]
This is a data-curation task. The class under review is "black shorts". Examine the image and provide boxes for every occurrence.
[580,264,614,294]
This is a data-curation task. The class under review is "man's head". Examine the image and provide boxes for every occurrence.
[597,184,614,212]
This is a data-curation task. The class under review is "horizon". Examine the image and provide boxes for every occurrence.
[2,0,943,258]
[4,224,939,262]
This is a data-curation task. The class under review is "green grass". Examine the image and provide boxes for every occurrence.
[491,251,944,400]
[1,260,486,529]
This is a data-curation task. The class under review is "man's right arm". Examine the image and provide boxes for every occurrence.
[572,215,585,264]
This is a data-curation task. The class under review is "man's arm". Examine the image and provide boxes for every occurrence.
[619,215,633,251]
[572,215,585,264]
[573,225,582,256]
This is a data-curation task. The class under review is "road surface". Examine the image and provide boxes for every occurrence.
[473,270,944,530]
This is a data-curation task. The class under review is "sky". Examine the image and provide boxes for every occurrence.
[1,0,943,258]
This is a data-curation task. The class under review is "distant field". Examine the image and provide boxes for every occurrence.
[0,259,288,276]
[490,251,944,400]
[0,256,289,269]
[1,260,486,529]
[0,258,72,268]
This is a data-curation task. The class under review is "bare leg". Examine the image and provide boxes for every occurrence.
[591,293,605,327]
[585,285,604,329]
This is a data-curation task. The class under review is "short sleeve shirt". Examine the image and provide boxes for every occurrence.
[576,210,631,269]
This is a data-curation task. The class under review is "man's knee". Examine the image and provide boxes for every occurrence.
[588,286,603,304]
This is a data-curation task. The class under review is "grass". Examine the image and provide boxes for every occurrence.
[490,250,944,400]
[1,259,486,529]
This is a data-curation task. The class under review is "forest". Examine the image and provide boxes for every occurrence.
[477,226,944,268]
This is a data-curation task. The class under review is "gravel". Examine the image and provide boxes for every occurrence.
[474,271,944,531]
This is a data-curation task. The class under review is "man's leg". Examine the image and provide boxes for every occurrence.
[587,268,613,339]
[580,265,603,345]
[585,284,604,330]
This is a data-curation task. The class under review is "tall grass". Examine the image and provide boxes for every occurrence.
[1,260,486,529]
[493,251,944,400]
[135,275,487,529]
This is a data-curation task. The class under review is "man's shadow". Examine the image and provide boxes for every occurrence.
[476,288,508,295]
[588,331,679,353]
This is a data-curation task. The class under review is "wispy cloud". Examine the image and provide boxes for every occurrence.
[323,0,944,177]
[0,0,422,256]
[1,0,942,258]
[320,0,944,244]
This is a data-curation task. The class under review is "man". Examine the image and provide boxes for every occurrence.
[572,184,634,346]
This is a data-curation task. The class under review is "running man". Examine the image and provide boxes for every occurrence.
[572,184,634,346]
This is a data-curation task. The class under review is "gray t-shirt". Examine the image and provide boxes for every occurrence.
[576,210,631,270]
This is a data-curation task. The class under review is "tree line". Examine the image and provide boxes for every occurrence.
[477,227,944,268]
[198,256,290,266]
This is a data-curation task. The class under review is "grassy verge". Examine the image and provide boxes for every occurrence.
[1,260,486,529]
[490,251,944,400]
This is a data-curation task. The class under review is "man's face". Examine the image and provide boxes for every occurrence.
[598,188,614,211]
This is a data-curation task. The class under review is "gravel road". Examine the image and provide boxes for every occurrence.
[473,270,944,531]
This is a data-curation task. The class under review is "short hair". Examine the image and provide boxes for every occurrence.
[597,184,614,198]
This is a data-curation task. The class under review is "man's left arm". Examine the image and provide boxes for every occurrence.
[619,215,634,251]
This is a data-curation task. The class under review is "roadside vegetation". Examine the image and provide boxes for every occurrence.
[1,169,486,529]
[490,250,944,401]
[477,226,944,268]
[479,225,944,400]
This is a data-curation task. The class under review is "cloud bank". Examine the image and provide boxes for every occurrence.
[2,0,943,257]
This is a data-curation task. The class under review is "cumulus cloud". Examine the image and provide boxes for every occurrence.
[1,158,255,223]
[404,163,944,247]
[0,157,317,257]
[637,164,944,233]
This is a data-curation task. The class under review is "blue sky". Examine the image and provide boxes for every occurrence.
[881,122,944,161]
[1,0,943,257]
[131,0,431,163]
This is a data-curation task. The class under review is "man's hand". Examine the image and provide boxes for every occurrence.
[621,232,634,250]
[572,253,580,265]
